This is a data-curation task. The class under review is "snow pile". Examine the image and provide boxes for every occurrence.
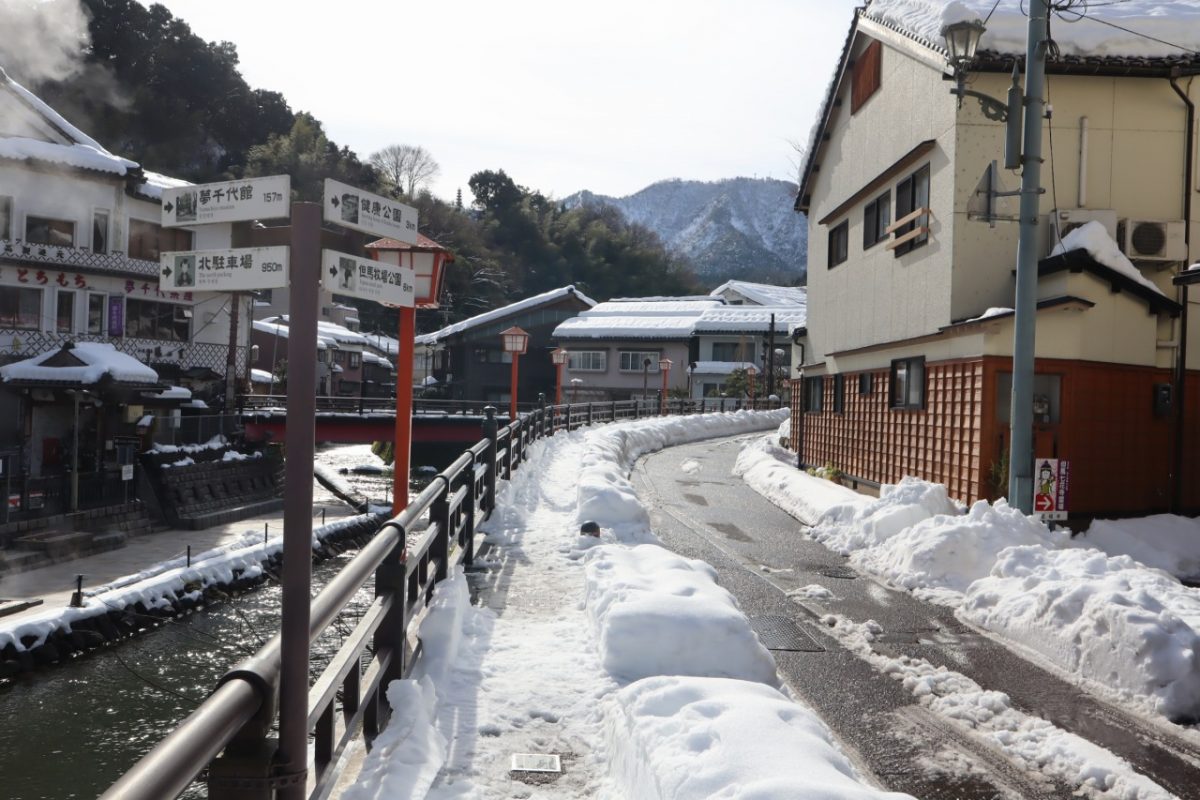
[250,368,274,384]
[814,476,961,554]
[0,342,158,385]
[865,0,1200,59]
[733,434,866,524]
[962,546,1200,721]
[965,306,1013,322]
[221,450,261,462]
[342,677,445,800]
[610,676,914,800]
[146,435,227,455]
[162,457,195,469]
[584,544,779,685]
[1050,220,1164,295]
[416,285,596,346]
[1078,514,1200,581]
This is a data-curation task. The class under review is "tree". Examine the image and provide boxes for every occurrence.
[243,113,378,201]
[369,144,440,197]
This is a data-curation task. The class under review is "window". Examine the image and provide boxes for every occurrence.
[56,291,75,333]
[25,216,74,247]
[257,289,274,304]
[889,357,925,410]
[711,342,755,363]
[87,293,106,335]
[92,210,110,254]
[0,287,41,329]
[804,376,824,413]
[894,164,930,256]
[348,352,361,369]
[858,372,873,396]
[863,191,891,250]
[128,219,192,261]
[568,351,606,371]
[125,298,190,341]
[332,350,346,364]
[851,39,882,113]
[828,220,849,268]
[0,196,11,240]
[833,374,845,414]
[474,348,512,364]
[619,351,660,372]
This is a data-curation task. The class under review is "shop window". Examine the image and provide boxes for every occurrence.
[25,216,74,247]
[889,356,925,410]
[92,209,110,254]
[87,293,106,335]
[56,291,75,333]
[128,219,192,261]
[0,287,41,329]
[894,164,930,256]
[125,298,190,341]
[828,220,849,268]
[804,376,824,413]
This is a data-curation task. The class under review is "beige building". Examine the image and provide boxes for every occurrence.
[793,3,1199,517]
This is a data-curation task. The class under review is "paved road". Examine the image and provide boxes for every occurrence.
[633,434,1200,799]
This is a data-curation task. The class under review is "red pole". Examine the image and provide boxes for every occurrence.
[555,362,564,405]
[393,305,415,515]
[660,368,669,414]
[510,353,520,421]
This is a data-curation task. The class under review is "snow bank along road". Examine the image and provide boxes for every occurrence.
[636,433,1200,800]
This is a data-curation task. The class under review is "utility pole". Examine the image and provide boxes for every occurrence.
[766,313,776,398]
[1008,0,1049,514]
[225,291,241,415]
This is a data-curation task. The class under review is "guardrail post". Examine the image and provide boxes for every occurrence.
[611,400,617,422]
[537,393,546,439]
[463,460,477,566]
[483,407,498,515]
[565,404,573,433]
[634,399,641,420]
[586,402,594,426]
[373,522,409,707]
[430,477,450,583]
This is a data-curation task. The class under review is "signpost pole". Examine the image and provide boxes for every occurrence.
[393,306,415,515]
[278,202,320,798]
[225,291,240,414]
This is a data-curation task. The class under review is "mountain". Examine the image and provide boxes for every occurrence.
[563,177,808,287]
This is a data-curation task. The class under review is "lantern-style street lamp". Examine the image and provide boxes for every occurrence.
[501,326,530,421]
[642,357,652,405]
[658,357,672,414]
[551,347,569,405]
[570,377,583,404]
[365,235,452,514]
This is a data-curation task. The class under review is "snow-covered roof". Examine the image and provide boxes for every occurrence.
[691,361,758,375]
[864,0,1200,60]
[317,320,367,346]
[254,318,364,349]
[416,286,596,345]
[0,71,140,176]
[250,368,274,384]
[362,352,395,369]
[585,299,720,317]
[0,342,158,385]
[692,306,807,334]
[134,170,192,201]
[143,385,192,401]
[365,333,401,356]
[1049,221,1164,297]
[709,281,808,307]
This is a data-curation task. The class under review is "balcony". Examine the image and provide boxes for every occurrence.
[0,238,160,278]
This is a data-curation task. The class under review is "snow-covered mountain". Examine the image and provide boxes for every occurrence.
[563,177,808,286]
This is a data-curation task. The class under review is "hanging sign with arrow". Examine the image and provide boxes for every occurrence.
[322,249,414,308]
[323,179,418,243]
[160,246,289,291]
[161,175,291,227]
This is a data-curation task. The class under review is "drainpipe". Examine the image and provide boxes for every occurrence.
[1169,74,1194,512]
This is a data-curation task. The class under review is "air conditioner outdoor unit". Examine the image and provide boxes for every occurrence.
[1045,209,1117,256]
[1117,219,1186,262]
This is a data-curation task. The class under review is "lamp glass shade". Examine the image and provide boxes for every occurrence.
[658,358,672,371]
[551,348,569,365]
[941,19,985,66]
[500,326,530,355]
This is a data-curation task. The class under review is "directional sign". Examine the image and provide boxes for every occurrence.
[160,246,289,292]
[1033,458,1070,522]
[322,250,414,308]
[162,175,290,227]
[323,179,418,243]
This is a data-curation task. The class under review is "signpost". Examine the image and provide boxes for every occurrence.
[321,250,414,308]
[159,246,289,292]
[1033,458,1070,521]
[322,178,418,243]
[161,175,291,227]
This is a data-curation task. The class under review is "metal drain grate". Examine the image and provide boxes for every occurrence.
[511,753,561,773]
[749,615,825,652]
[818,565,858,580]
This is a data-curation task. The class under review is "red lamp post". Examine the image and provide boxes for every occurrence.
[746,364,758,408]
[551,347,569,405]
[365,236,452,515]
[501,326,530,421]
[658,357,672,414]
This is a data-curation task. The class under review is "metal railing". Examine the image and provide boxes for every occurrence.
[239,394,781,418]
[101,396,782,800]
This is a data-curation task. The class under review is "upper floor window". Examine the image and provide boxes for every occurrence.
[851,39,882,113]
[348,352,361,369]
[711,341,755,363]
[128,218,192,261]
[828,220,849,269]
[568,351,607,371]
[619,351,660,372]
[92,210,110,254]
[126,298,190,342]
[863,191,891,250]
[26,216,74,247]
[0,196,11,240]
[893,164,930,257]
[1,287,41,329]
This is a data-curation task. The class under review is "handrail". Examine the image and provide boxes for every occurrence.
[102,396,784,799]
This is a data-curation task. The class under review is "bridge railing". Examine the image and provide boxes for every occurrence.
[101,396,783,800]
[240,394,541,417]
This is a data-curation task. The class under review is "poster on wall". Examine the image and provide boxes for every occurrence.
[1033,458,1070,521]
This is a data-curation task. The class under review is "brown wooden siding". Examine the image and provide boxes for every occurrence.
[851,39,881,114]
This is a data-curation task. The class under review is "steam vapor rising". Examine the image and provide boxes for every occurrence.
[0,0,91,86]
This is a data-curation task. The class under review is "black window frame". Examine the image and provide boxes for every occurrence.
[893,164,930,257]
[828,220,849,269]
[832,373,845,414]
[125,298,190,342]
[804,375,824,413]
[858,372,873,396]
[863,191,891,250]
[0,196,11,240]
[25,215,74,247]
[889,356,926,410]
[0,286,41,329]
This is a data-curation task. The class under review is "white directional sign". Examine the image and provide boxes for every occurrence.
[322,250,414,308]
[323,179,418,243]
[160,246,289,292]
[162,175,291,227]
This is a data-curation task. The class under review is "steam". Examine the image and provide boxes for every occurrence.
[0,0,92,86]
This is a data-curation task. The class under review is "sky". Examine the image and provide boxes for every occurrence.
[148,0,861,202]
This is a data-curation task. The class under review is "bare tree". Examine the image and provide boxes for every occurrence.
[369,144,441,197]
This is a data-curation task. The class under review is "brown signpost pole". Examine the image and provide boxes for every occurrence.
[277,202,320,798]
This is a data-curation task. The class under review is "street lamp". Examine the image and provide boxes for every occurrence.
[658,357,672,414]
[642,357,652,404]
[501,326,530,422]
[551,347,569,405]
[570,377,583,404]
